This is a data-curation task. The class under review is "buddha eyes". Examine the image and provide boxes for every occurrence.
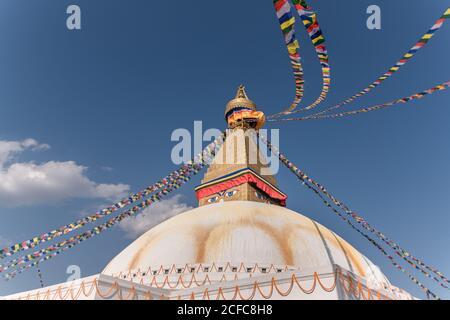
[207,190,238,203]
[225,190,237,198]
[208,196,219,203]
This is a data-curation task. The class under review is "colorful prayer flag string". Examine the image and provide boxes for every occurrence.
[0,166,199,274]
[271,0,330,115]
[0,134,225,260]
[2,167,202,279]
[277,7,450,118]
[36,262,44,288]
[260,135,446,298]
[273,0,305,111]
[291,0,330,111]
[262,135,450,289]
[1,134,226,279]
[0,171,187,259]
[270,81,450,122]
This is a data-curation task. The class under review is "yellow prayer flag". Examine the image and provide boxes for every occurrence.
[281,17,295,30]
[312,35,324,45]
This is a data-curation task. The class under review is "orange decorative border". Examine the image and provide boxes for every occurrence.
[9,265,395,300]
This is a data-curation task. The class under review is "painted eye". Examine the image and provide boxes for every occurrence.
[208,196,219,203]
[225,190,237,198]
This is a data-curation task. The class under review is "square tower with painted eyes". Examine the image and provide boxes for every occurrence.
[195,85,287,207]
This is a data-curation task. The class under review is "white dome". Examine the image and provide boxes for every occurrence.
[103,201,389,285]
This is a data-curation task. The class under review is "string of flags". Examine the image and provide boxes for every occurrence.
[0,134,226,279]
[288,0,330,111]
[268,4,450,296]
[270,81,450,121]
[0,168,196,260]
[0,134,225,261]
[273,0,305,112]
[302,7,450,118]
[260,135,447,299]
[263,6,450,296]
[0,166,200,275]
[0,2,448,303]
[262,135,450,290]
[270,6,449,119]
[271,0,329,116]
[300,179,440,299]
[36,263,45,288]
[2,165,203,280]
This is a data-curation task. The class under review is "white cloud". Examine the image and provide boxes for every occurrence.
[0,139,130,207]
[119,195,193,239]
[0,138,49,169]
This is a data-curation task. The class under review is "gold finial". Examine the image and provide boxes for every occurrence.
[236,84,249,99]
[225,84,257,117]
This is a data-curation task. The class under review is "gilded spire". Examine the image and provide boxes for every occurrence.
[194,85,280,207]
[224,85,257,118]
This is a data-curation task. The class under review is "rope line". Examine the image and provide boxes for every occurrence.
[276,7,450,118]
[273,0,305,111]
[262,134,450,288]
[2,168,201,280]
[261,135,442,299]
[0,140,223,260]
[270,81,450,121]
[271,0,330,116]
[289,0,330,111]
[8,268,389,300]
[36,263,44,288]
[1,134,226,280]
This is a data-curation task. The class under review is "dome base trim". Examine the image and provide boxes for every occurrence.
[2,264,416,300]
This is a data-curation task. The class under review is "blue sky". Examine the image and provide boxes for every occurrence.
[0,0,449,299]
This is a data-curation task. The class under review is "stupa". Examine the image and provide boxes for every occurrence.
[2,86,415,300]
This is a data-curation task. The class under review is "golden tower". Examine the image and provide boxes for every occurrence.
[195,86,286,207]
